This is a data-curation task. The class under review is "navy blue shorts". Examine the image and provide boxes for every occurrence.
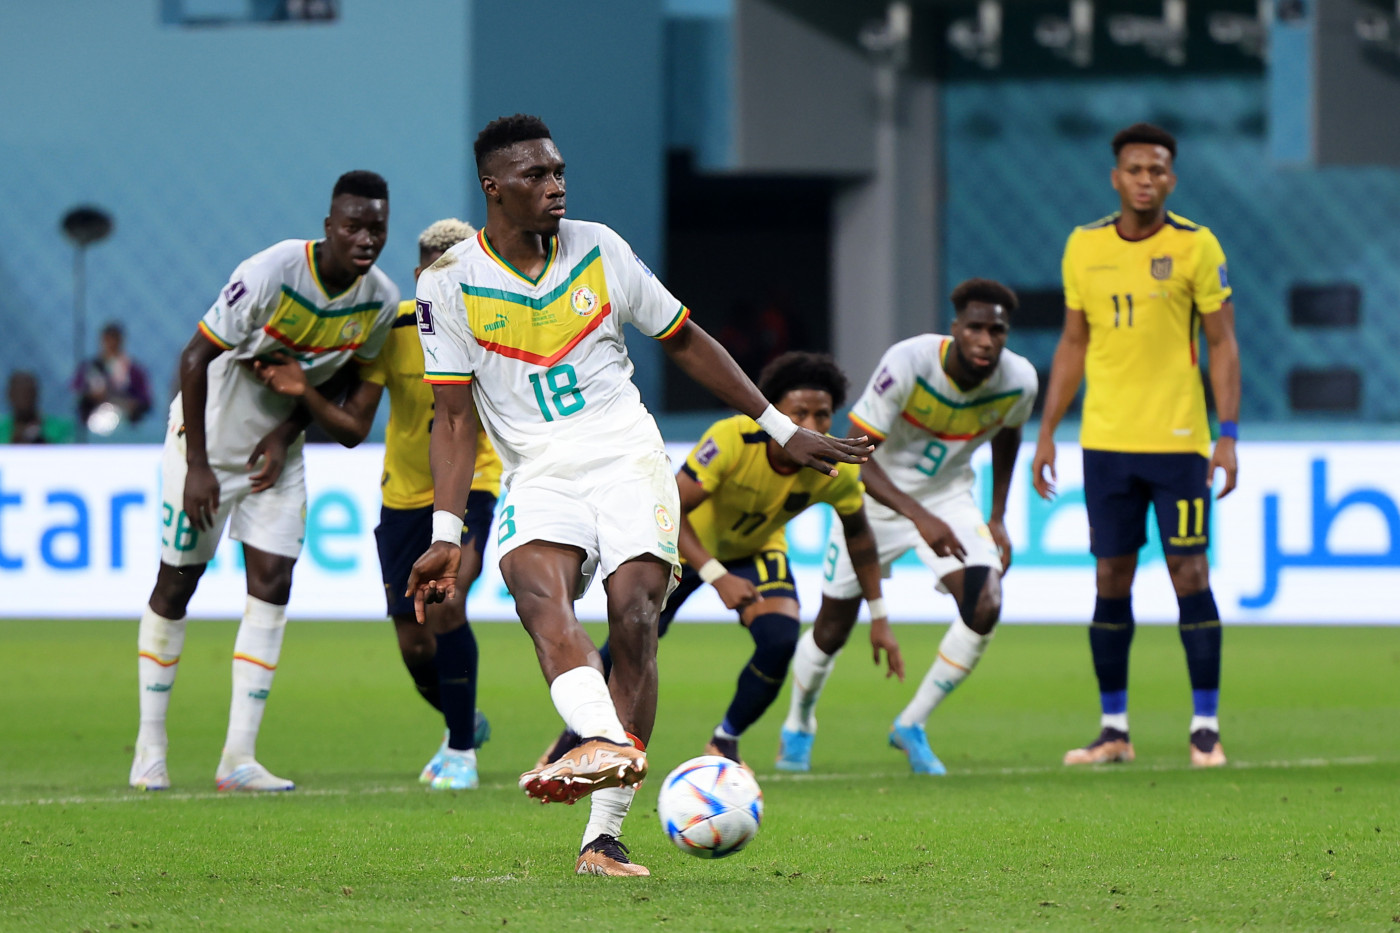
[658,549,797,637]
[1082,449,1212,558]
[374,491,497,617]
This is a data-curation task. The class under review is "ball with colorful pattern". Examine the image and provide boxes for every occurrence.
[657,755,764,859]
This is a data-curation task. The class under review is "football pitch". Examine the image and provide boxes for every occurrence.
[2,620,1397,932]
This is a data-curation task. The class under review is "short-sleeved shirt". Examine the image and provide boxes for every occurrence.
[681,414,865,563]
[848,335,1038,506]
[173,239,399,467]
[360,300,502,509]
[415,220,690,487]
[1061,211,1232,456]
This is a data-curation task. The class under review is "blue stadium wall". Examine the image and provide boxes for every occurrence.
[0,2,666,440]
[942,76,1400,423]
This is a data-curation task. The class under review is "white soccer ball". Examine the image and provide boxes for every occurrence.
[657,755,764,859]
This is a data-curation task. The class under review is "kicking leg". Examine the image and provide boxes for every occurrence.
[505,543,645,805]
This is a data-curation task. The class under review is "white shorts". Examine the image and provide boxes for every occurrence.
[821,491,1000,599]
[158,425,307,567]
[494,447,681,599]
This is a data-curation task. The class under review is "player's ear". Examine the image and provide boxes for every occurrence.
[480,175,498,201]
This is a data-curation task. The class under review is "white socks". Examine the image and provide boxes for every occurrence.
[897,618,992,728]
[783,629,838,734]
[222,596,288,765]
[549,666,627,743]
[1102,713,1130,733]
[582,786,636,850]
[136,606,186,751]
[1190,715,1219,734]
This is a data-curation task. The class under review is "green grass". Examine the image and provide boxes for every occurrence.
[2,620,1398,932]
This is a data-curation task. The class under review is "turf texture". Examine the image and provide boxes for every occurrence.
[1,620,1397,931]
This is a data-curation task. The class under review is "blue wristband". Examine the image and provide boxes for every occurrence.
[1219,420,1239,440]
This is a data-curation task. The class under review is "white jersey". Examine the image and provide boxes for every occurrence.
[415,220,690,487]
[848,334,1038,506]
[171,239,399,466]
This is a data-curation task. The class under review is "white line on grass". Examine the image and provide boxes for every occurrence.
[1,754,1387,808]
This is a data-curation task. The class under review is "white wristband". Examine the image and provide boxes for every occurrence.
[755,404,799,446]
[867,597,888,620]
[431,509,464,545]
[698,559,727,584]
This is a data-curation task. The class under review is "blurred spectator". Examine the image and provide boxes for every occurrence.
[4,371,75,444]
[72,322,153,434]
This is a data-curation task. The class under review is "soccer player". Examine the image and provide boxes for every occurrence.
[1032,122,1240,768]
[777,279,1038,775]
[254,219,501,790]
[551,351,901,770]
[129,171,399,793]
[406,114,870,876]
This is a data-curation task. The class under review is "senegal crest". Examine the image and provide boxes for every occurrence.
[339,318,364,342]
[1150,256,1173,280]
[571,285,599,316]
[654,504,676,533]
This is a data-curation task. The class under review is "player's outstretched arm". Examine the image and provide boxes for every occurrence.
[1032,308,1089,500]
[840,507,903,681]
[406,383,480,623]
[660,321,871,476]
[860,442,967,562]
[252,353,383,448]
[675,470,758,611]
[177,332,226,531]
[988,426,1021,572]
[1202,301,1240,499]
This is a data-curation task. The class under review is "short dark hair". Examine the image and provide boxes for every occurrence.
[756,351,849,410]
[1112,122,1177,160]
[951,278,1018,316]
[332,170,388,201]
[475,114,553,172]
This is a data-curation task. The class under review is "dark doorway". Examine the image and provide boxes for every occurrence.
[663,151,835,411]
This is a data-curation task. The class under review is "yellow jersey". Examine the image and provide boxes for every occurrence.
[361,300,502,509]
[1062,211,1231,456]
[682,414,866,563]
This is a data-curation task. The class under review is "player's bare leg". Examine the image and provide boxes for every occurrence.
[132,562,206,790]
[1065,554,1139,765]
[890,566,1002,775]
[1166,553,1226,767]
[215,545,295,792]
[505,543,646,806]
[778,595,860,771]
[572,556,669,877]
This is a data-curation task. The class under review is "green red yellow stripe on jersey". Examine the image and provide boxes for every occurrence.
[847,412,887,442]
[652,305,690,340]
[198,321,235,350]
[424,371,473,385]
[461,245,613,367]
[260,286,384,355]
[899,370,1024,441]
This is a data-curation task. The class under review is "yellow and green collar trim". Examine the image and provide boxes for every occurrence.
[478,230,558,286]
[305,240,360,300]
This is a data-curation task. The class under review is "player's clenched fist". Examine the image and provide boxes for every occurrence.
[405,540,462,623]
